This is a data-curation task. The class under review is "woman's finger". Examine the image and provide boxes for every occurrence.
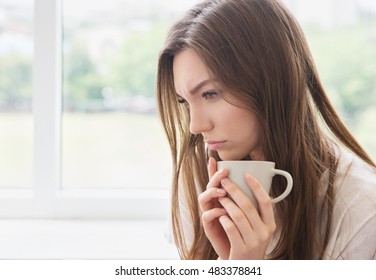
[220,177,260,222]
[220,176,275,235]
[218,215,244,248]
[206,168,228,189]
[208,157,217,179]
[218,196,253,242]
[202,207,228,228]
[244,173,275,228]
[198,188,227,212]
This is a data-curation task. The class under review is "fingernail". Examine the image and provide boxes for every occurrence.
[220,208,227,214]
[245,173,254,181]
[221,178,230,185]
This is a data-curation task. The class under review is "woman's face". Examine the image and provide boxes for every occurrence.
[173,48,264,160]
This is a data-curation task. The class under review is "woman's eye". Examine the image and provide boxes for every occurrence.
[202,91,218,100]
[177,97,188,105]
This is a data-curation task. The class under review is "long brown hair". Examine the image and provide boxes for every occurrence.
[157,0,375,259]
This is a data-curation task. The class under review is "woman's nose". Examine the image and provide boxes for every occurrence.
[189,106,212,135]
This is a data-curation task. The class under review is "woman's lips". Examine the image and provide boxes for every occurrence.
[206,140,227,150]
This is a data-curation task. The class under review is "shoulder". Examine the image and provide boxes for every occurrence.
[336,147,375,178]
[335,149,376,204]
[325,149,376,259]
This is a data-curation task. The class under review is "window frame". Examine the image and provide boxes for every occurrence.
[0,0,169,219]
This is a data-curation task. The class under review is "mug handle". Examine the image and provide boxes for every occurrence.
[270,169,293,203]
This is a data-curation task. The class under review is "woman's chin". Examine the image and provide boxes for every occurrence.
[218,152,248,161]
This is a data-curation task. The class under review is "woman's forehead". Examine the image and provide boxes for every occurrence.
[172,48,214,95]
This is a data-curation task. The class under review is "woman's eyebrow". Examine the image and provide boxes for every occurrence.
[189,78,216,95]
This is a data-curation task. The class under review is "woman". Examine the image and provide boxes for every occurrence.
[157,0,376,259]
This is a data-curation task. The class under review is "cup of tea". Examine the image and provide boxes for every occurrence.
[217,161,293,209]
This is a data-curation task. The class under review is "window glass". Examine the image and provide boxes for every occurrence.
[0,0,33,188]
[285,0,376,159]
[62,0,200,189]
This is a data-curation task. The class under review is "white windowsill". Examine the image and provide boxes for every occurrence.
[0,219,179,260]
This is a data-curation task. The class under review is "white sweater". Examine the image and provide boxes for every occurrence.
[319,150,376,259]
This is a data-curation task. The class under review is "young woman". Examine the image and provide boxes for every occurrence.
[157,0,376,260]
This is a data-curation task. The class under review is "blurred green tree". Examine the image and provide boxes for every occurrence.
[0,54,32,110]
[306,19,376,128]
[108,25,165,97]
[63,42,106,111]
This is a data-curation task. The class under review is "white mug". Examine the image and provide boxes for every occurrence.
[217,161,293,209]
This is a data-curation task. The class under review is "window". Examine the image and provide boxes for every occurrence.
[0,0,201,219]
[0,0,375,219]
[61,0,181,189]
[0,0,33,189]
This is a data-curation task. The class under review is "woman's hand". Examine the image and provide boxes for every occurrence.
[198,157,231,259]
[199,157,276,260]
[218,173,276,259]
